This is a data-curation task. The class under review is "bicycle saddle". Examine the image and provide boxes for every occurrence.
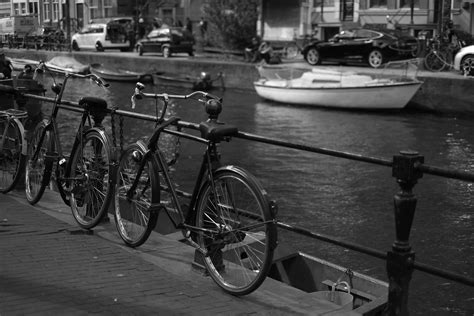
[199,120,238,142]
[78,96,108,111]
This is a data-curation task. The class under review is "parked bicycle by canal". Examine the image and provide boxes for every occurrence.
[0,107,28,193]
[113,83,278,295]
[25,61,114,229]
[423,35,465,72]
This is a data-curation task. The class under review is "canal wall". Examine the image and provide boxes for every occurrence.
[6,49,474,115]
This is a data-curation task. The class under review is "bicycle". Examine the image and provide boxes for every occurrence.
[0,106,28,193]
[423,36,463,72]
[25,61,115,229]
[114,83,278,295]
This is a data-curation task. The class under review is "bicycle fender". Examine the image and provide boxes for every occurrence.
[12,117,28,155]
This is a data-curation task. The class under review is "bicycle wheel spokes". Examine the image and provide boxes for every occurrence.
[196,170,275,296]
[25,122,49,203]
[114,144,158,247]
[424,51,447,72]
[70,131,111,229]
[0,119,24,193]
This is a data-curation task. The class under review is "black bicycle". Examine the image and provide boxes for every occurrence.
[25,61,114,229]
[0,107,28,193]
[114,83,278,295]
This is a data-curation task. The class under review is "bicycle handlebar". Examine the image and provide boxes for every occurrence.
[131,82,221,110]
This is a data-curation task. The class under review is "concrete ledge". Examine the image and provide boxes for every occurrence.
[6,49,474,115]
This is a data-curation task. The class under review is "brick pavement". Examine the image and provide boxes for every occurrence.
[0,190,349,316]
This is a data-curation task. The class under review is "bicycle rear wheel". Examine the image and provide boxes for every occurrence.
[114,142,159,247]
[424,51,447,72]
[195,167,277,296]
[0,118,26,193]
[69,129,113,229]
[25,120,51,204]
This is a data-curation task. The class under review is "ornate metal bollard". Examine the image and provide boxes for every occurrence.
[386,150,424,315]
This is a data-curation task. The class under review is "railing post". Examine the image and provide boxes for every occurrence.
[387,150,424,315]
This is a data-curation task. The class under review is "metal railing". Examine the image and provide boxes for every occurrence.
[4,87,474,315]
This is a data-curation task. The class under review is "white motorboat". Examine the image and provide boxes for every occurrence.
[254,61,423,110]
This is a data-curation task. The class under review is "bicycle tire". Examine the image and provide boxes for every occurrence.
[68,129,113,229]
[0,118,26,193]
[114,142,159,247]
[424,51,447,72]
[45,136,71,206]
[195,166,277,296]
[25,120,52,204]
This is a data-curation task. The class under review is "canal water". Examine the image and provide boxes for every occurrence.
[36,74,473,315]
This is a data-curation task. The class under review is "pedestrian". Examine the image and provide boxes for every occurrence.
[185,17,192,33]
[0,49,13,79]
[199,17,207,43]
[244,37,261,63]
[18,64,34,79]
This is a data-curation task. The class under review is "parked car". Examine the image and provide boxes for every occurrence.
[453,44,474,76]
[71,20,129,52]
[302,28,420,68]
[136,26,195,57]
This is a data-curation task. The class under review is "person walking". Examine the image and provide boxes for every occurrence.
[0,49,13,79]
[185,17,192,33]
[199,17,208,44]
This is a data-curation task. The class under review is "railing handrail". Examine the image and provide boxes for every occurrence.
[4,87,473,313]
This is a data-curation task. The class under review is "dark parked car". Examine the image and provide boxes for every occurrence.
[136,27,195,57]
[302,28,419,68]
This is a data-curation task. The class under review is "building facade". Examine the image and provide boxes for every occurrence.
[259,0,473,42]
[1,0,472,42]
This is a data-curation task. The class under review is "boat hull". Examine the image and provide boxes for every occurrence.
[254,80,423,109]
[90,64,151,82]
[45,56,90,75]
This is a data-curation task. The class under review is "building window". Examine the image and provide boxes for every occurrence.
[43,1,51,20]
[13,3,20,16]
[400,0,419,8]
[90,0,100,19]
[314,0,335,7]
[52,0,59,21]
[370,0,387,8]
[29,2,39,15]
[104,0,113,17]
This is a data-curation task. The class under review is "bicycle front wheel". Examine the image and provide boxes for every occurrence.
[195,167,277,296]
[25,120,51,204]
[0,118,26,193]
[424,51,447,72]
[114,142,159,247]
[69,129,113,229]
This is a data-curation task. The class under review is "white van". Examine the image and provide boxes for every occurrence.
[71,20,130,52]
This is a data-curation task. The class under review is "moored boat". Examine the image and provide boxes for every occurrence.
[44,56,90,74]
[90,63,153,82]
[153,71,225,91]
[254,60,423,109]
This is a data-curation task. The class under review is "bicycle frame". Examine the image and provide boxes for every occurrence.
[30,64,108,168]
[127,87,274,254]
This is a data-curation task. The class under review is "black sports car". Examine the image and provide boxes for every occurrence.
[302,28,419,68]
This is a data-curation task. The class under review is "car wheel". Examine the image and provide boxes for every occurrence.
[461,54,474,76]
[367,49,384,68]
[95,42,104,52]
[304,47,321,65]
[162,46,171,58]
[72,41,79,51]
